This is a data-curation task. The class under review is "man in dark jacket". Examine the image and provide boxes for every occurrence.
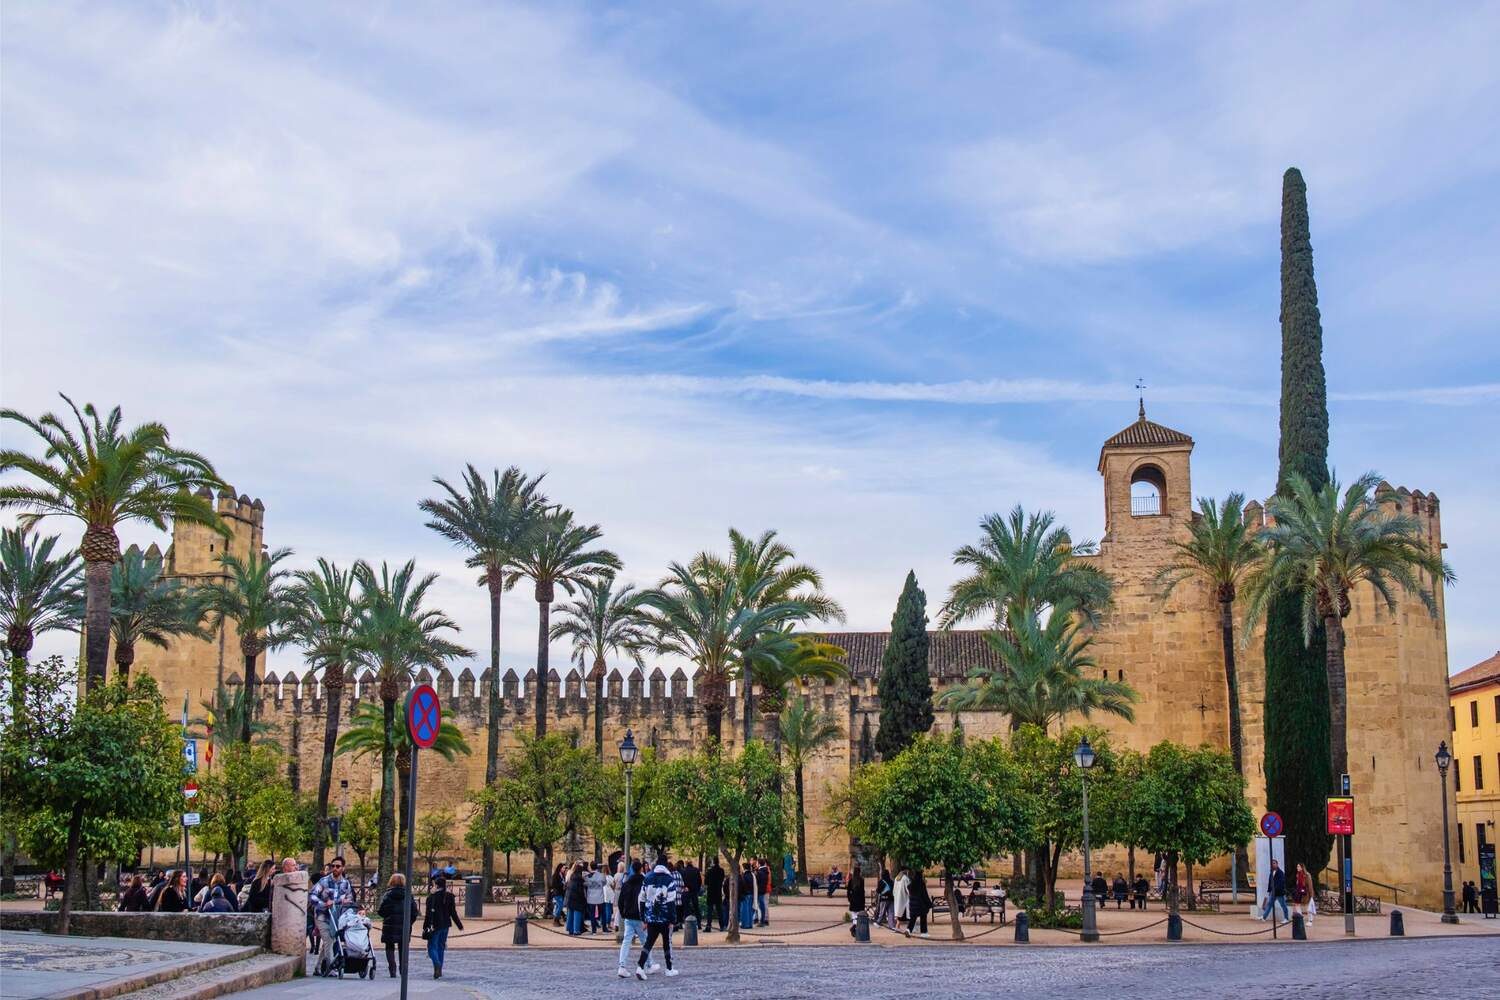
[681,860,702,928]
[616,861,648,978]
[704,860,726,932]
[756,859,772,927]
[422,875,463,979]
[1258,860,1290,921]
[635,855,680,980]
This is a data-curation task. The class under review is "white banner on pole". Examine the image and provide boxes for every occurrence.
[1253,835,1286,914]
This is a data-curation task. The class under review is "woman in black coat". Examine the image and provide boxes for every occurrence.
[906,873,931,937]
[422,876,463,979]
[550,863,567,925]
[119,875,149,912]
[846,863,866,937]
[244,861,275,914]
[563,863,589,935]
[154,870,189,913]
[377,873,420,979]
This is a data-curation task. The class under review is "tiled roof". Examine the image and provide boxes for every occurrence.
[814,630,1001,681]
[1449,651,1500,694]
[1102,407,1194,451]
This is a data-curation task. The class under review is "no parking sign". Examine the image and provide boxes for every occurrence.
[406,684,441,748]
[1260,811,1283,838]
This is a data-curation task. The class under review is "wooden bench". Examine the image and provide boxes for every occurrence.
[514,880,550,920]
[42,874,65,901]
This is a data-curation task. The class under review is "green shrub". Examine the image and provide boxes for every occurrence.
[1019,898,1082,930]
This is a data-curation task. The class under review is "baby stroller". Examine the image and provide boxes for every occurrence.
[328,906,377,979]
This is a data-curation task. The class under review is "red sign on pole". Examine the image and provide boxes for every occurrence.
[405,684,441,750]
[1326,796,1355,836]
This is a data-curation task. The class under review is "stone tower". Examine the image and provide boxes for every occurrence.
[133,488,267,708]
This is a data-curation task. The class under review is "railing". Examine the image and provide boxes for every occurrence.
[1320,868,1401,908]
[1131,495,1161,516]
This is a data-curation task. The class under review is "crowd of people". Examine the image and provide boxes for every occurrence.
[116,858,282,915]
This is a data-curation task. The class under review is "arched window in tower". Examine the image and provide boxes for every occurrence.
[1130,463,1166,516]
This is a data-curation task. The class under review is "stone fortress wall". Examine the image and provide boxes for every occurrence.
[133,410,1454,906]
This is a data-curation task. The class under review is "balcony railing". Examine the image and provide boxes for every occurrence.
[1131,494,1161,516]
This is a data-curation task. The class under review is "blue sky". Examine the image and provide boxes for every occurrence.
[3,1,1496,676]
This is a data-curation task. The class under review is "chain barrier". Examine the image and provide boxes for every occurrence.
[447,918,515,940]
[1177,916,1280,937]
[738,919,853,937]
[1095,917,1170,936]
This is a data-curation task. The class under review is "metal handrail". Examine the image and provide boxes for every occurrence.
[1320,868,1402,906]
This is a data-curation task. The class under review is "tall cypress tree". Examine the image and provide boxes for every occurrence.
[876,571,934,759]
[1263,167,1334,883]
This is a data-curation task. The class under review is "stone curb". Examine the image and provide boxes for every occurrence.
[41,945,262,1000]
[109,953,299,1000]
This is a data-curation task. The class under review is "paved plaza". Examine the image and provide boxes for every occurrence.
[0,931,256,1000]
[221,937,1500,1000]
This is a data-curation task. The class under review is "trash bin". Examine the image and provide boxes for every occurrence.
[465,876,484,918]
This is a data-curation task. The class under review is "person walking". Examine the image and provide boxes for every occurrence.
[874,867,894,928]
[422,874,463,979]
[906,870,931,938]
[704,858,725,932]
[635,854,679,980]
[564,862,589,936]
[1462,880,1478,914]
[847,863,866,938]
[244,860,275,914]
[377,873,419,979]
[670,861,686,930]
[616,860,649,979]
[1291,863,1312,922]
[756,858,772,927]
[1112,873,1128,909]
[1259,859,1290,922]
[310,857,353,976]
[893,869,911,932]
[586,862,606,933]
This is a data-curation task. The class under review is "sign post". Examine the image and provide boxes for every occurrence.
[1328,779,1355,935]
[181,693,195,904]
[400,684,441,1000]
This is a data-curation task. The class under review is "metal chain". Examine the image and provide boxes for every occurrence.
[1178,916,1280,937]
[1095,917,1170,936]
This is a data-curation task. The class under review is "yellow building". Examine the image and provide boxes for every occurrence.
[1449,651,1500,891]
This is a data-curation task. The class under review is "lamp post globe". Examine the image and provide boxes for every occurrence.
[1435,741,1458,923]
[1075,736,1099,943]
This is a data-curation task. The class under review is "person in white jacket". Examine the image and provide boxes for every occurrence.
[586,862,607,933]
[893,870,911,930]
[603,862,623,931]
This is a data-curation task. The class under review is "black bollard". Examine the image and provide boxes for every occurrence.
[1389,910,1404,936]
[1014,912,1029,943]
[513,913,529,946]
[1166,913,1183,941]
[683,915,699,946]
[1292,913,1306,940]
[854,911,871,942]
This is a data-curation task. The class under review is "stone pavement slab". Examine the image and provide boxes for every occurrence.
[0,931,255,1000]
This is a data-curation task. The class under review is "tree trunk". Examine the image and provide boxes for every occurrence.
[83,560,112,692]
[378,695,397,886]
[593,660,605,866]
[743,680,754,747]
[706,706,723,747]
[794,765,808,884]
[1219,598,1250,884]
[1167,851,1180,914]
[1127,844,1135,884]
[1185,859,1195,909]
[312,667,344,872]
[481,576,503,897]
[1046,840,1062,910]
[58,800,85,934]
[114,639,135,683]
[724,844,741,943]
[1324,612,1348,785]
[532,587,551,883]
[944,870,963,940]
[240,650,257,744]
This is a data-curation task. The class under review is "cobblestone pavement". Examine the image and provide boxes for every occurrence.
[232,936,1500,1000]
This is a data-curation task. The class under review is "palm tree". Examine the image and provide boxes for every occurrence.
[1243,471,1453,781]
[0,526,83,711]
[936,605,1137,731]
[202,548,297,742]
[750,633,848,753]
[780,695,843,883]
[107,545,213,681]
[287,559,361,871]
[1153,493,1261,882]
[549,575,648,762]
[705,529,844,744]
[337,701,470,875]
[419,465,547,893]
[193,683,277,748]
[0,395,226,691]
[508,507,619,738]
[0,525,82,893]
[636,561,809,746]
[351,560,472,885]
[938,506,1113,633]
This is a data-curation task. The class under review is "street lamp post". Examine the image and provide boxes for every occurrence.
[1075,735,1099,943]
[616,729,638,943]
[1436,741,1458,924]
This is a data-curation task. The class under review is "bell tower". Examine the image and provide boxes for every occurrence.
[1097,399,1195,540]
